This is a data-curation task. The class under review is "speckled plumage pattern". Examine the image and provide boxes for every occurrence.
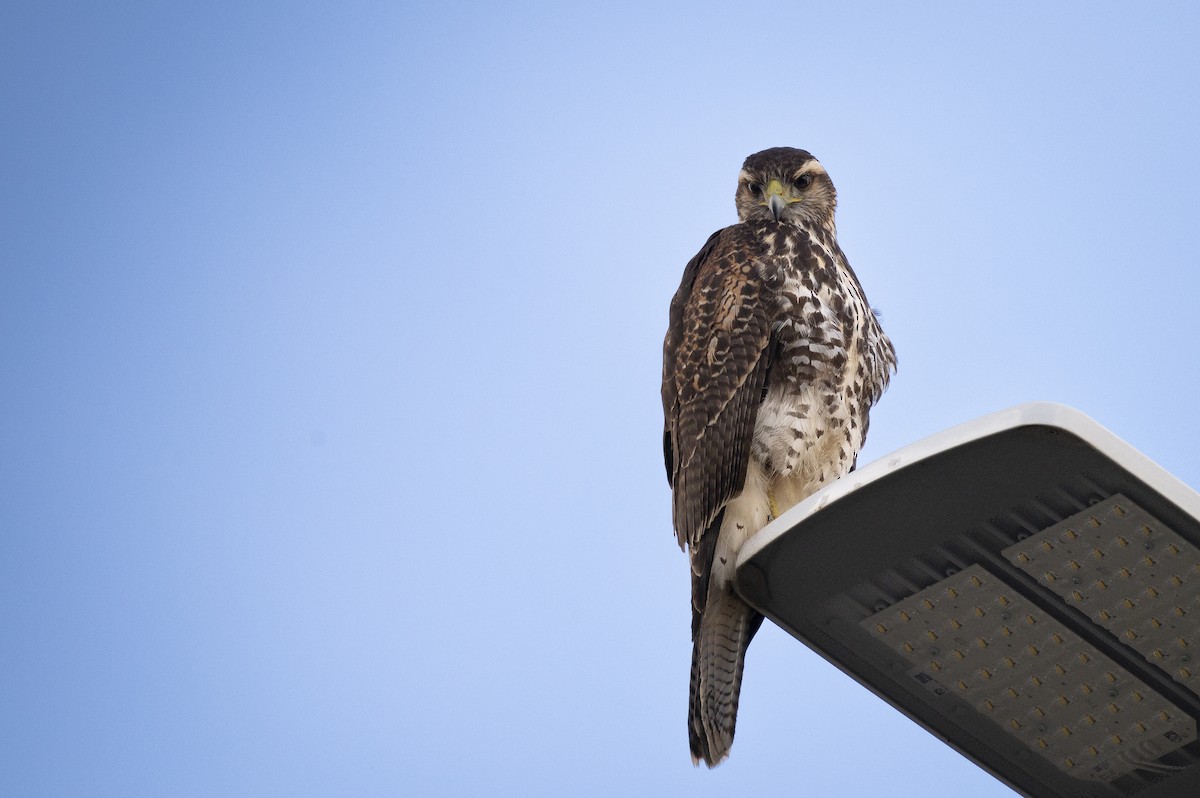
[662,148,895,766]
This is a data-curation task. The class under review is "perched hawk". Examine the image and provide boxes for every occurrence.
[661,148,896,766]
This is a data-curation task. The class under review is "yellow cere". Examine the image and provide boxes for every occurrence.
[1004,495,1200,697]
[762,179,803,204]
[862,563,1195,782]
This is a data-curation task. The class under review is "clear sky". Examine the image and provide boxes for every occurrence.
[4,2,1200,796]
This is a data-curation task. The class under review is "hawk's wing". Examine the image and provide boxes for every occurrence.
[662,224,777,550]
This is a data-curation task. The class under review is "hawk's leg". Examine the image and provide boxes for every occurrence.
[767,489,780,521]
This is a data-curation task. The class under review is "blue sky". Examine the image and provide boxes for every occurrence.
[4,2,1200,796]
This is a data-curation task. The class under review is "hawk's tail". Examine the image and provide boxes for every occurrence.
[688,588,763,767]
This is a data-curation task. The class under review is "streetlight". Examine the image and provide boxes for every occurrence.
[737,403,1200,797]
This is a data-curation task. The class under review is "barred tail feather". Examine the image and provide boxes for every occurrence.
[688,589,762,767]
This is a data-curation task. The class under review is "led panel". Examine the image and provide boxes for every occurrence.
[1004,495,1200,697]
[862,564,1195,782]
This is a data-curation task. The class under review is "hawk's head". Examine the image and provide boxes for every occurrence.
[735,147,837,228]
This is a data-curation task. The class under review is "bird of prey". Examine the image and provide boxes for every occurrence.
[661,147,896,766]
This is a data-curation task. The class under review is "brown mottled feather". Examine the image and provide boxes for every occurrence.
[687,510,766,763]
[662,225,778,549]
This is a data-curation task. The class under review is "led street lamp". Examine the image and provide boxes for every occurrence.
[737,403,1200,797]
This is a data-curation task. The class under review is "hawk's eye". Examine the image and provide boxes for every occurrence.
[795,174,813,190]
[747,182,763,197]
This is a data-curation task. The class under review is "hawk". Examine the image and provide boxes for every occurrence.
[661,147,896,766]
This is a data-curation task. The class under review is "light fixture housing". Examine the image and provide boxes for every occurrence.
[736,403,1200,797]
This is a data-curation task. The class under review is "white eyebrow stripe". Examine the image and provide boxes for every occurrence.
[794,160,827,179]
[738,169,755,182]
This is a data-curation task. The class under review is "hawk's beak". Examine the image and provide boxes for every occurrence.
[764,179,788,222]
[768,192,787,222]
